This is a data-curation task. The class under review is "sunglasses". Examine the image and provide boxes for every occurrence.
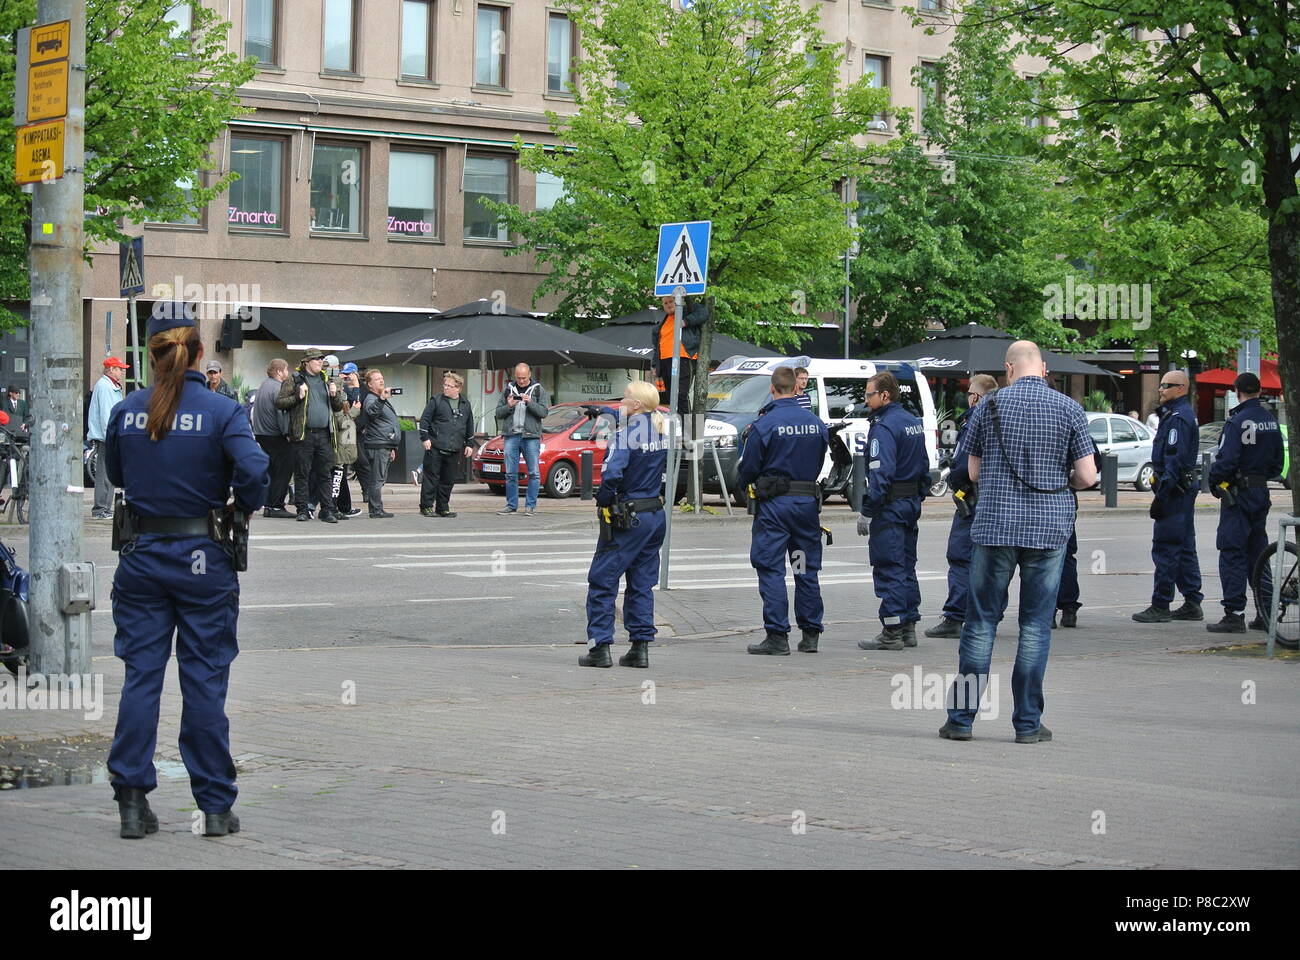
[1158,382,1180,389]
[864,390,880,398]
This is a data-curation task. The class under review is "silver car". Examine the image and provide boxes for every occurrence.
[1086,413,1156,491]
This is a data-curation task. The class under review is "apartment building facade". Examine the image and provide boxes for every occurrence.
[76,0,1049,412]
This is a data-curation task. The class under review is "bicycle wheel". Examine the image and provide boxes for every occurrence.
[1253,541,1299,650]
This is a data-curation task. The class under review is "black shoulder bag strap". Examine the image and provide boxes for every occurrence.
[986,396,1069,495]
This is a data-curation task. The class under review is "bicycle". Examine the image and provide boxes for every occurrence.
[0,428,29,526]
[1252,537,1299,650]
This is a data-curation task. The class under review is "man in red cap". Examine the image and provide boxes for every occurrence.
[88,356,130,519]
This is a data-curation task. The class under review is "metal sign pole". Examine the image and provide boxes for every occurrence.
[659,287,685,590]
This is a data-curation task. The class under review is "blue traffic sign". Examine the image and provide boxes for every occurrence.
[119,237,144,297]
[654,220,711,296]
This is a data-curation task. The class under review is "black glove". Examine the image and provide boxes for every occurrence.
[595,485,616,508]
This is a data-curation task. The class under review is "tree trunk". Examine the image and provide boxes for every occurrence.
[1261,125,1300,517]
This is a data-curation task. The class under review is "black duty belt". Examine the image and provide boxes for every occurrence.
[135,516,211,536]
[886,481,923,501]
[751,479,820,500]
[1239,475,1270,488]
[626,497,664,513]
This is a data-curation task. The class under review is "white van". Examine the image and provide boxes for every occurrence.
[691,356,940,506]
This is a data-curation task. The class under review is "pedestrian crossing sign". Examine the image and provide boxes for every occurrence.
[119,237,144,297]
[655,220,711,296]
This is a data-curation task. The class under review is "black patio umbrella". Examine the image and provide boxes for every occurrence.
[871,322,1118,378]
[586,309,781,364]
[342,299,644,431]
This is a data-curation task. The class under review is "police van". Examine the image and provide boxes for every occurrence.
[692,356,940,507]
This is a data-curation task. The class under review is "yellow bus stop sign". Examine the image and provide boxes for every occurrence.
[14,119,65,184]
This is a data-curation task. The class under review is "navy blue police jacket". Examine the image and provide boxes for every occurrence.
[1207,397,1284,489]
[736,397,829,490]
[105,369,269,518]
[1152,394,1199,496]
[948,406,974,489]
[861,401,929,517]
[596,412,669,507]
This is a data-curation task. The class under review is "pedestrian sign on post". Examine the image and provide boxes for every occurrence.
[119,238,144,297]
[655,220,711,296]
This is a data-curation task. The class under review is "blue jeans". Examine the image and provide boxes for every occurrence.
[503,434,540,510]
[946,543,1065,735]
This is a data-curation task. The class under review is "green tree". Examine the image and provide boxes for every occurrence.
[495,0,890,408]
[0,1,256,322]
[852,7,1080,351]
[981,0,1300,506]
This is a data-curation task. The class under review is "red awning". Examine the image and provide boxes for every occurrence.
[1197,358,1282,391]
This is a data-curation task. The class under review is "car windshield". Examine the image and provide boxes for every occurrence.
[705,374,774,413]
[541,407,585,434]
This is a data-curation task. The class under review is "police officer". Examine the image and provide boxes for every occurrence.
[857,371,929,650]
[1133,370,1204,623]
[580,380,669,668]
[104,302,269,839]
[738,365,829,655]
[926,374,997,638]
[1206,372,1285,633]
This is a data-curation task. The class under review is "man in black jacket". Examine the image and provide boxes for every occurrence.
[360,369,401,518]
[418,372,475,518]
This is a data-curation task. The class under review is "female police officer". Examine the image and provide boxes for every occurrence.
[579,380,669,668]
[104,302,268,839]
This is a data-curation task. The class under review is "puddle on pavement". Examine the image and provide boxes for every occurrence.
[0,735,201,790]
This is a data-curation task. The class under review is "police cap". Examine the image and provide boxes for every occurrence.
[147,301,198,339]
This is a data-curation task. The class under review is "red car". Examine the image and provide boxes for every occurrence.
[473,401,619,498]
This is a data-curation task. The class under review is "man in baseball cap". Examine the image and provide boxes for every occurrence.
[205,359,238,401]
[87,356,131,519]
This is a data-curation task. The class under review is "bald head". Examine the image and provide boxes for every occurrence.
[1158,369,1189,402]
[1004,340,1046,382]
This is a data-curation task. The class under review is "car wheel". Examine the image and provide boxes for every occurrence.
[1134,463,1155,492]
[545,461,576,499]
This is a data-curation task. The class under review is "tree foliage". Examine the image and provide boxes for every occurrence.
[0,0,256,319]
[497,0,891,351]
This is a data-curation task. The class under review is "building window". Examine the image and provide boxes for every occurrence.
[535,170,565,211]
[863,55,889,127]
[1025,75,1045,129]
[228,135,285,230]
[402,0,434,80]
[13,357,26,374]
[920,0,944,10]
[389,150,439,239]
[311,141,364,234]
[323,0,358,73]
[463,154,511,242]
[475,4,508,87]
[244,0,278,65]
[919,61,943,135]
[547,12,574,95]
[165,3,193,40]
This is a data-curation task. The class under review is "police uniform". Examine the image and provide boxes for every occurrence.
[105,305,268,837]
[931,407,975,636]
[1207,396,1284,630]
[581,410,668,668]
[858,401,929,649]
[1136,394,1203,620]
[736,396,829,654]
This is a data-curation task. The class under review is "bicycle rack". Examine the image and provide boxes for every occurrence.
[1266,516,1300,659]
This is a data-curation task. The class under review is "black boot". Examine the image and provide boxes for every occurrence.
[619,641,650,667]
[797,629,819,653]
[747,631,790,655]
[924,617,962,639]
[1132,605,1172,623]
[579,643,613,667]
[203,811,241,837]
[902,622,917,648]
[1170,600,1204,621]
[1206,612,1246,634]
[1060,608,1078,628]
[1248,614,1268,631]
[859,625,906,650]
[117,787,159,840]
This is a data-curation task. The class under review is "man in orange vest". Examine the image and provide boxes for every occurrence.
[652,294,705,413]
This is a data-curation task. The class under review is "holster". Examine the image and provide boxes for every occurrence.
[207,504,250,572]
[110,492,136,552]
[1212,481,1238,508]
[598,501,630,543]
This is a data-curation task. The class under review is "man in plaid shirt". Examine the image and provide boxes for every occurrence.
[940,342,1097,745]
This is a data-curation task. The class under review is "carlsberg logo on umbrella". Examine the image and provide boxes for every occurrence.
[407,337,466,350]
[909,357,965,368]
